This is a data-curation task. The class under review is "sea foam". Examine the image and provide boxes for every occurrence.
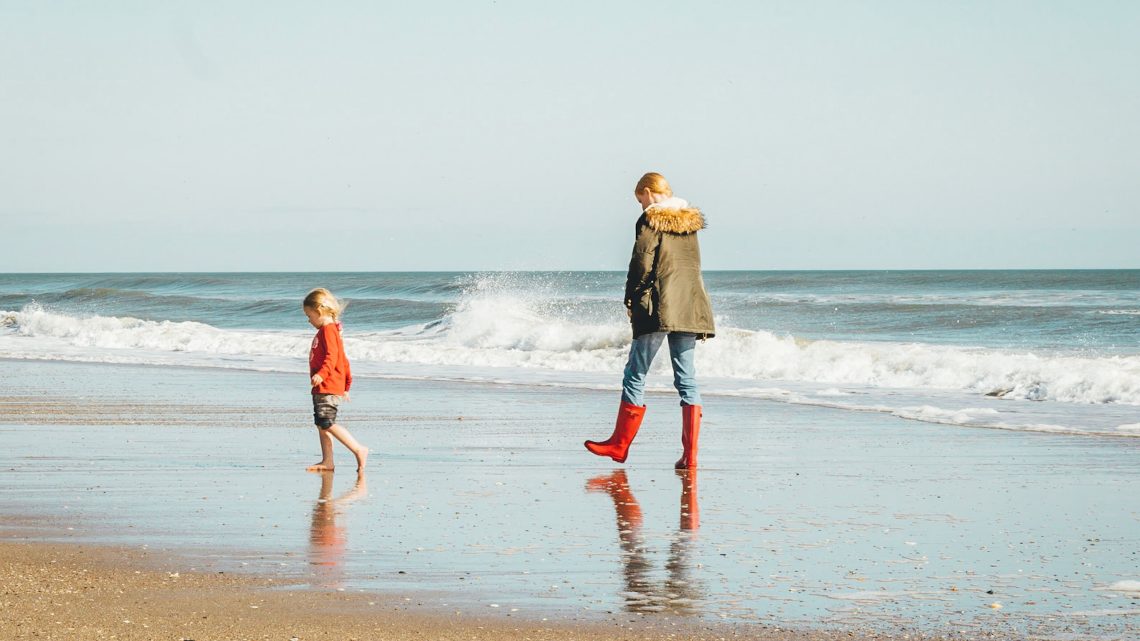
[3,299,1138,407]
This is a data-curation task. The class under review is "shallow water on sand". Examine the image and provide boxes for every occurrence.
[1,360,1137,637]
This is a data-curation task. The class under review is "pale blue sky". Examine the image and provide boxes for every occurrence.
[2,1,1137,271]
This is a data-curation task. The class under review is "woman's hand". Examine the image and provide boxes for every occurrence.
[311,374,324,387]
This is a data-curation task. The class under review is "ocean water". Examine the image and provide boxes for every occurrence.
[1,270,1138,437]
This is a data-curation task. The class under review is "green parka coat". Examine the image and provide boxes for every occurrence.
[624,201,716,339]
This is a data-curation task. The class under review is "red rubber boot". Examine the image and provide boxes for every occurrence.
[584,401,646,463]
[674,404,702,470]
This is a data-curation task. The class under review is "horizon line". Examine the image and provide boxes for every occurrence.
[2,267,1139,275]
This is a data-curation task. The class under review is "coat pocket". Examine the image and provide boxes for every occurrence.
[637,288,655,317]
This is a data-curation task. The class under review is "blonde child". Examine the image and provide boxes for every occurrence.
[303,288,368,472]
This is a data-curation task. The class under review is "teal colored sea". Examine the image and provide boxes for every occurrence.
[2,270,1138,436]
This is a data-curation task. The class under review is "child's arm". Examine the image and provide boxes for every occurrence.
[344,350,353,394]
[311,326,340,387]
[340,333,352,400]
[310,330,327,387]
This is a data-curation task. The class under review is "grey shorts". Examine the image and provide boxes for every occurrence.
[312,393,342,429]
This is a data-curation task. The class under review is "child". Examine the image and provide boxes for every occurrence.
[303,288,369,472]
[584,172,715,469]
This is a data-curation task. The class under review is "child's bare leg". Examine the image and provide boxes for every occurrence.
[327,423,369,471]
[306,427,336,471]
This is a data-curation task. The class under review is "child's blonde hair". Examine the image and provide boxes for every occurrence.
[634,172,673,197]
[303,288,345,320]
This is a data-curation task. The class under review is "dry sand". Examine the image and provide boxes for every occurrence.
[0,540,897,641]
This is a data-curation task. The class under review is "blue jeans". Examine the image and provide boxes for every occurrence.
[621,332,701,407]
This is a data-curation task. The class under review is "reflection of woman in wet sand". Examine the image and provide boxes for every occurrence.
[585,469,702,614]
[308,472,367,588]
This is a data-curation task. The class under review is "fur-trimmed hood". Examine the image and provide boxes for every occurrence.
[644,197,706,234]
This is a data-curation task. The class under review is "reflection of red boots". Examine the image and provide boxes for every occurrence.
[585,401,646,463]
[674,404,702,470]
[585,470,643,530]
[677,469,699,530]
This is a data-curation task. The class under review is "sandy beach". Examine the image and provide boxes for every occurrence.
[4,540,810,641]
[7,538,870,641]
[2,358,1138,640]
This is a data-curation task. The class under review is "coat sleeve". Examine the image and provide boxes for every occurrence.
[624,218,660,309]
[313,325,340,383]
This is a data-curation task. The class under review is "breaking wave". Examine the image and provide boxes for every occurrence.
[3,296,1138,407]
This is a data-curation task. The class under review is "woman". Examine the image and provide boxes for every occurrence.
[585,172,715,469]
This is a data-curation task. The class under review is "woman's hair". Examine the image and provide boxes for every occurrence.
[634,172,673,197]
[303,288,345,320]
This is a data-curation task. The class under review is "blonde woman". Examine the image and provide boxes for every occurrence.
[585,173,715,469]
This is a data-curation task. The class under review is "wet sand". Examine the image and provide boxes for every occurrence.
[2,359,1138,639]
[2,540,815,641]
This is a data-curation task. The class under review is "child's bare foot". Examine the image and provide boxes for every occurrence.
[355,447,369,472]
[306,461,334,472]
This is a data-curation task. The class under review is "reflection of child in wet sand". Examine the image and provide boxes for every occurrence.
[586,470,702,614]
[303,288,368,472]
[309,471,368,588]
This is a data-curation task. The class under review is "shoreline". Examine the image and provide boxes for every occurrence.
[2,355,1137,441]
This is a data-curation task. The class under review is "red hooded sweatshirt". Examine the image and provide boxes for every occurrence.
[309,322,352,395]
